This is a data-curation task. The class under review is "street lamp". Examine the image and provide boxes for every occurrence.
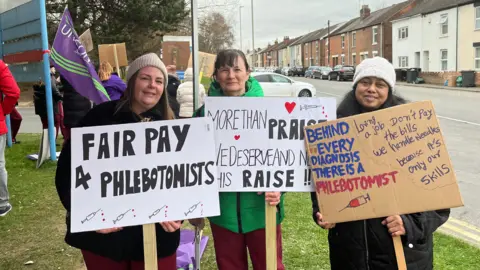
[251,0,255,67]
[239,5,243,52]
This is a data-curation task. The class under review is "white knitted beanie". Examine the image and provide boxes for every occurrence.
[352,57,396,93]
[126,53,168,88]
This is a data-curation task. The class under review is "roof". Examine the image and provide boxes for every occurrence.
[290,30,320,46]
[336,1,411,34]
[276,37,299,50]
[396,0,473,20]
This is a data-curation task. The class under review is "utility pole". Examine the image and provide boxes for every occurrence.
[251,0,255,68]
[239,6,243,52]
[327,20,331,68]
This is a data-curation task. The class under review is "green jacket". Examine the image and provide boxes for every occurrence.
[194,77,285,233]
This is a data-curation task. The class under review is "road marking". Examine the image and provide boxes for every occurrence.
[317,92,480,127]
[449,217,480,234]
[441,222,480,243]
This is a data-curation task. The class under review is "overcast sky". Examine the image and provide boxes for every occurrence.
[199,0,408,51]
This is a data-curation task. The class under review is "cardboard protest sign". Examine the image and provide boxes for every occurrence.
[188,52,216,77]
[79,29,93,53]
[205,97,336,192]
[305,101,463,224]
[98,43,128,67]
[70,118,220,233]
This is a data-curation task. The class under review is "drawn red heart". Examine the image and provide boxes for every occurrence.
[234,135,241,140]
[285,102,296,114]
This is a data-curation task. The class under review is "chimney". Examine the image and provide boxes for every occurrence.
[284,36,290,42]
[360,4,371,18]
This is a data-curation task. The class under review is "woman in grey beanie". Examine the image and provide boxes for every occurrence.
[310,57,450,270]
[55,53,180,269]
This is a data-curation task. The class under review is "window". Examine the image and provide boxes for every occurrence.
[255,75,271,83]
[440,14,448,36]
[341,55,345,65]
[440,50,448,71]
[352,32,356,47]
[271,75,290,83]
[372,26,378,44]
[476,47,480,70]
[398,56,408,68]
[476,7,480,29]
[398,27,408,40]
[372,51,378,57]
[352,54,357,66]
[341,35,345,49]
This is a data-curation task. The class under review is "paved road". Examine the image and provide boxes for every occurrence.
[296,77,480,246]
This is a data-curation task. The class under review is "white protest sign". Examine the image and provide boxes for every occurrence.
[205,97,337,192]
[70,118,220,233]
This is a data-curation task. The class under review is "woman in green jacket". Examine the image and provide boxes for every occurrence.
[194,49,285,270]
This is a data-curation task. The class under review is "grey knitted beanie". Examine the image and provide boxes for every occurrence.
[126,53,168,87]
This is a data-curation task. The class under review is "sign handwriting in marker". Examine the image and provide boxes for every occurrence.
[81,209,102,224]
[149,205,167,219]
[113,209,133,225]
[300,104,322,111]
[184,202,202,217]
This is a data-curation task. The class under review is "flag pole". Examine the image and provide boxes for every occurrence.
[39,0,57,160]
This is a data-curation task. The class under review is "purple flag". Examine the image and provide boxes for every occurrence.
[51,8,110,104]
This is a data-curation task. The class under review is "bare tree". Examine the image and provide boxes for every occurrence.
[199,12,234,54]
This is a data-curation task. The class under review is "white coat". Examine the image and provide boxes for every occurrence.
[177,68,206,117]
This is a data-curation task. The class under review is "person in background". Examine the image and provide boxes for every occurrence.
[9,105,22,144]
[193,49,285,270]
[310,57,449,270]
[166,65,180,118]
[56,53,182,269]
[177,68,205,118]
[33,77,63,141]
[98,61,127,100]
[58,76,92,145]
[0,60,20,216]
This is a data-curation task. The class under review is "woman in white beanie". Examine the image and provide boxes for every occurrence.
[55,53,181,269]
[310,57,450,270]
[177,67,206,118]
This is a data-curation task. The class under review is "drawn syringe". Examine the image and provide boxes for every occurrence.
[184,202,202,217]
[81,209,102,224]
[149,205,167,219]
[113,209,133,225]
[339,194,371,212]
[300,105,322,111]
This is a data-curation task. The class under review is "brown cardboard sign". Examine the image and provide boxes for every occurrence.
[188,52,216,77]
[98,43,128,67]
[79,29,94,53]
[304,101,463,223]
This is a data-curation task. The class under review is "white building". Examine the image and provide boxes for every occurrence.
[392,3,460,72]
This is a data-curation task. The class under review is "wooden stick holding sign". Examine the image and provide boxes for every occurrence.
[143,224,158,270]
[265,204,277,270]
[304,101,463,270]
[393,236,407,270]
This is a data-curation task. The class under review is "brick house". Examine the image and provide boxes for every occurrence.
[302,28,329,67]
[328,1,416,67]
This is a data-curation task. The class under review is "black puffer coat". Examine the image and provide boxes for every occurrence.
[59,76,92,128]
[311,89,450,270]
[33,81,63,117]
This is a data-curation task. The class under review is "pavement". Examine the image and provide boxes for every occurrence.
[397,82,480,93]
[296,77,480,247]
[16,79,480,247]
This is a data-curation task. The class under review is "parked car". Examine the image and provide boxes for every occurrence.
[252,72,316,97]
[291,66,305,77]
[313,66,333,80]
[281,67,290,76]
[328,65,355,81]
[305,66,320,78]
[273,67,282,74]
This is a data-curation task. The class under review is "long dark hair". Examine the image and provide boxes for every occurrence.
[212,49,250,79]
[115,71,174,120]
[337,87,408,118]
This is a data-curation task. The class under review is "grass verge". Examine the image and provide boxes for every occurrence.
[0,134,478,269]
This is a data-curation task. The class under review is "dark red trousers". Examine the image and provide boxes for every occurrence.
[40,115,61,139]
[211,223,285,270]
[9,108,22,142]
[81,250,176,270]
